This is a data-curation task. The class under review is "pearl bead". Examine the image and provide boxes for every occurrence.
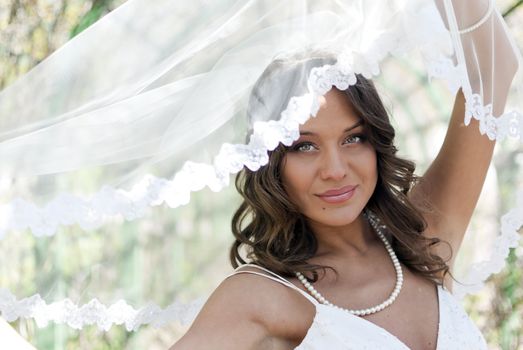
[295,209,403,317]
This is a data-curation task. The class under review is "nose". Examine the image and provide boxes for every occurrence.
[319,147,347,181]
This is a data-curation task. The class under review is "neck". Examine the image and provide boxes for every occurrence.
[308,212,378,259]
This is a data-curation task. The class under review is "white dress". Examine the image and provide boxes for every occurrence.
[229,264,487,350]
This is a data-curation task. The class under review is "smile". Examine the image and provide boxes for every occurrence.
[316,185,357,204]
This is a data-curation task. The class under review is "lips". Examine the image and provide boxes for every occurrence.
[316,185,357,204]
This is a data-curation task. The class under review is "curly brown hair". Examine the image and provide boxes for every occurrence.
[229,52,450,285]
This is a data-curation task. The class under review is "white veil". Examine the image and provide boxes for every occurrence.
[0,0,522,336]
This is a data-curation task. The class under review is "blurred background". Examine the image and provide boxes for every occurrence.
[0,0,522,349]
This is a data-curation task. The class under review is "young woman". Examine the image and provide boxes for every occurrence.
[0,0,519,347]
[168,0,521,344]
[170,29,517,348]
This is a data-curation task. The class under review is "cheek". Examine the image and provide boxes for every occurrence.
[348,147,378,184]
[360,149,378,188]
[364,149,377,173]
[281,158,313,203]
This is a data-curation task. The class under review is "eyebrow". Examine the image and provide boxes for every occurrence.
[299,119,364,136]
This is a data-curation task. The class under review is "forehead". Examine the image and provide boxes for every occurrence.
[300,88,361,132]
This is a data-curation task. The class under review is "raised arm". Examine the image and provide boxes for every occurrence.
[409,0,519,274]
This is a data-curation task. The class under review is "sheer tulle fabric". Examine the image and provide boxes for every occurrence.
[0,0,521,330]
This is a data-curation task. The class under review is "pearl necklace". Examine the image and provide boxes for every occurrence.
[295,210,403,317]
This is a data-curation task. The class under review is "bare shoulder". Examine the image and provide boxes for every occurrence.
[170,266,315,350]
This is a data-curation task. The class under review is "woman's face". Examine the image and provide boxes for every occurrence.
[282,88,378,228]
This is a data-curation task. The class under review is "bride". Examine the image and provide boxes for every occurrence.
[171,2,518,349]
[0,0,521,348]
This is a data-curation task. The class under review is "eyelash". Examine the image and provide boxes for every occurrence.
[289,134,367,152]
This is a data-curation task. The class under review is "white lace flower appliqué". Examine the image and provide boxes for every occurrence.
[0,289,205,331]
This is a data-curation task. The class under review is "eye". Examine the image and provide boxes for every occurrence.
[290,142,317,153]
[343,134,366,145]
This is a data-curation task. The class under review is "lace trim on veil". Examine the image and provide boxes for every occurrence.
[0,288,205,331]
[453,192,523,299]
[428,57,523,142]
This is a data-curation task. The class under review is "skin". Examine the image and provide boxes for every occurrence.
[171,27,518,346]
[280,91,378,259]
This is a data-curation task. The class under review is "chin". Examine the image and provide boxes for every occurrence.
[308,207,364,227]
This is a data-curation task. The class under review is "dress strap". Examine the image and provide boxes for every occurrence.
[226,263,318,306]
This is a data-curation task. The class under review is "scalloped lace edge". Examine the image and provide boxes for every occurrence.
[463,93,523,142]
[453,190,523,300]
[426,56,523,142]
[0,289,205,331]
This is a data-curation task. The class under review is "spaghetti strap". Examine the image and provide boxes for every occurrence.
[226,263,318,306]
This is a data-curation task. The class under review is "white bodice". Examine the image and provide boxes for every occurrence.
[229,264,487,350]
